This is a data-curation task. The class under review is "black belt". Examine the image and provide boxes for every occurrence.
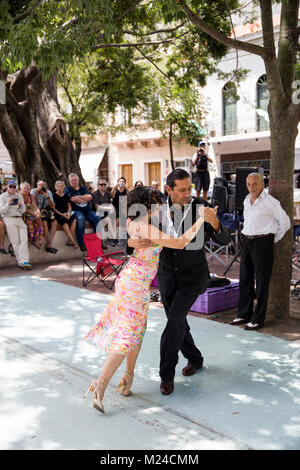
[243,233,274,239]
[196,169,208,172]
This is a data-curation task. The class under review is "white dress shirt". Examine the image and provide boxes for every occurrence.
[242,190,291,243]
[163,197,193,238]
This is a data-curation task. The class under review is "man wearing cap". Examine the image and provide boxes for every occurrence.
[0,180,32,269]
[192,141,213,201]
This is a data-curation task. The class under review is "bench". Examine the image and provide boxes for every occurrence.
[0,221,94,268]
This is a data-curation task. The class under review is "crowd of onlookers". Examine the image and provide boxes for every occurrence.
[0,174,164,270]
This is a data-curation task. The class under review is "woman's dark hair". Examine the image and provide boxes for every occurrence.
[127,186,163,221]
[166,169,190,189]
[134,180,144,188]
[118,176,126,183]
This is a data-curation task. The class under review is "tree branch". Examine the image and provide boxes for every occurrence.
[113,0,146,23]
[259,0,287,104]
[176,0,267,58]
[277,0,300,97]
[62,85,75,111]
[13,0,43,23]
[134,46,170,80]
[92,31,190,51]
[123,22,187,37]
[259,0,277,56]
[224,0,239,73]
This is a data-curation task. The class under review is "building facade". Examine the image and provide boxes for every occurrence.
[203,8,300,188]
[79,129,203,190]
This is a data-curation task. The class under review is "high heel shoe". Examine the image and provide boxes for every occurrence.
[116,370,134,397]
[84,377,106,413]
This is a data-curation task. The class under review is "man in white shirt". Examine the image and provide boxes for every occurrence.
[230,173,290,330]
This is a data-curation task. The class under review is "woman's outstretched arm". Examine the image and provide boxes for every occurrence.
[128,207,204,250]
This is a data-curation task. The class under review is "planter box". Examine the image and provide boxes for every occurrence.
[190,281,239,315]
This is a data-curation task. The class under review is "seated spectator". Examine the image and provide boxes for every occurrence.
[31,180,57,254]
[88,183,94,194]
[20,182,43,249]
[134,180,144,188]
[65,173,102,251]
[0,179,31,269]
[0,216,7,254]
[53,180,78,249]
[93,178,118,247]
[151,180,165,201]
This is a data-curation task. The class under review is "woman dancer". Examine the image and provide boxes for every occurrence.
[84,186,204,413]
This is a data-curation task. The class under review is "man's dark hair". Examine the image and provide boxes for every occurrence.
[166,169,190,189]
[127,186,163,220]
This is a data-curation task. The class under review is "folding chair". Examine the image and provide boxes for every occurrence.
[82,233,128,289]
[205,239,229,267]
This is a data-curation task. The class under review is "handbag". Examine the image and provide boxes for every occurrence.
[24,203,38,221]
[41,208,55,223]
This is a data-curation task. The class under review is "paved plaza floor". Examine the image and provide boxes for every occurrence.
[0,275,300,450]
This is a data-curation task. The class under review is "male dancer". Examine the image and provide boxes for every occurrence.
[127,169,230,395]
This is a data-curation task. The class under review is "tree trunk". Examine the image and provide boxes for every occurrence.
[36,75,84,189]
[266,104,297,321]
[0,66,85,191]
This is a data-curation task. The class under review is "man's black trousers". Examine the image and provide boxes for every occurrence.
[158,284,203,381]
[238,234,274,325]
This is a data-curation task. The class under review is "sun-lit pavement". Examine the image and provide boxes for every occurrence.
[0,275,300,450]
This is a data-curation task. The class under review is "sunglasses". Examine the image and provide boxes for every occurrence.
[98,183,107,186]
[8,185,16,189]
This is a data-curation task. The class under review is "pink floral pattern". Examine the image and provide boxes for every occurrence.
[84,239,161,355]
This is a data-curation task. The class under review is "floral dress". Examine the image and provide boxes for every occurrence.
[84,222,162,355]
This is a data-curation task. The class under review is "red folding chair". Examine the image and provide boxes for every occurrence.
[82,233,128,289]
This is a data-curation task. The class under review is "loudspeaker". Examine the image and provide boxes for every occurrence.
[214,177,227,187]
[235,167,264,211]
[212,184,227,214]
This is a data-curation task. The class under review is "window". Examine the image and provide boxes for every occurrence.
[222,82,238,136]
[257,75,269,131]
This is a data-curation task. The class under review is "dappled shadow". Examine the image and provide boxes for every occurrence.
[0,276,300,450]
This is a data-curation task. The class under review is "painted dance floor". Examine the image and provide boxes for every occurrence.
[0,276,300,450]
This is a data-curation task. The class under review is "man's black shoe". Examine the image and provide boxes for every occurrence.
[229,318,247,326]
[160,380,174,395]
[244,322,263,331]
[182,358,204,376]
[107,239,116,247]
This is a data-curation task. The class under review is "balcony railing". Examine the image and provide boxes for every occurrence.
[206,115,270,137]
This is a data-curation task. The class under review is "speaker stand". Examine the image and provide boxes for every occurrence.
[223,218,243,276]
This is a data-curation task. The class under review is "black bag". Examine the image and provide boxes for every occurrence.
[207,276,231,288]
[41,208,55,223]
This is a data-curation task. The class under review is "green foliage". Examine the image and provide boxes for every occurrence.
[0,0,124,77]
[0,0,241,147]
[58,48,156,139]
